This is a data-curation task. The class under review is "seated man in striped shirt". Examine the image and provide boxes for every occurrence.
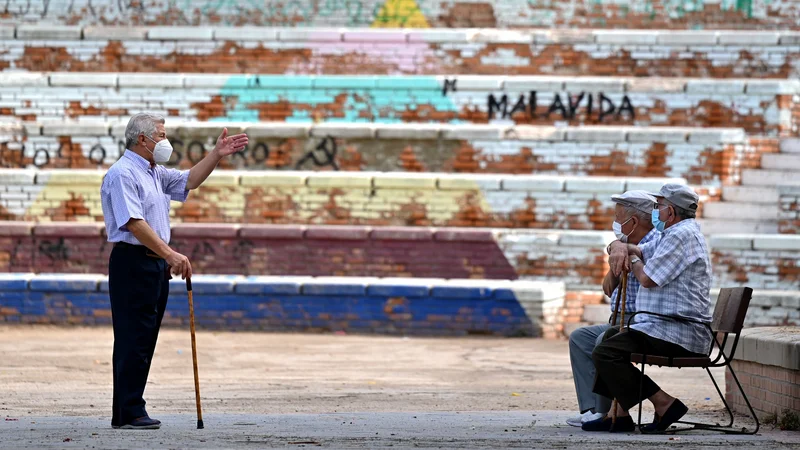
[584,183,712,433]
[567,190,657,427]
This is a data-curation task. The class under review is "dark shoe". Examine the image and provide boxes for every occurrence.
[581,415,636,432]
[113,416,161,430]
[641,399,688,433]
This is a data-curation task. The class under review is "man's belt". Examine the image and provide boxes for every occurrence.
[114,241,164,259]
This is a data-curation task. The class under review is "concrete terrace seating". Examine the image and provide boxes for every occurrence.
[727,328,800,418]
[0,168,686,230]
[1,27,800,78]
[0,73,797,135]
[0,1,797,29]
[1,121,761,185]
[582,289,800,330]
[2,222,799,293]
[0,272,567,337]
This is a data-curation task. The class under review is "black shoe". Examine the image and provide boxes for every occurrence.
[113,416,161,430]
[581,415,636,432]
[641,399,688,433]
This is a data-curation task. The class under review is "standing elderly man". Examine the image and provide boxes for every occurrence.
[101,113,248,429]
[582,183,712,433]
[567,190,657,427]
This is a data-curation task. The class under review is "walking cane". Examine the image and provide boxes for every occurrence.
[186,277,204,429]
[609,270,628,424]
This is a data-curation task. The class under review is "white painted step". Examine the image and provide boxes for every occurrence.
[761,153,800,171]
[582,304,610,324]
[721,185,779,204]
[697,219,779,235]
[703,202,779,220]
[780,138,800,154]
[741,169,800,187]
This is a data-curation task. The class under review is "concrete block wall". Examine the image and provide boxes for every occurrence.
[3,221,800,294]
[0,1,797,29]
[1,28,800,78]
[0,73,795,135]
[726,327,800,419]
[0,169,685,230]
[778,185,800,234]
[0,273,567,337]
[581,289,800,330]
[0,122,769,187]
[710,235,800,294]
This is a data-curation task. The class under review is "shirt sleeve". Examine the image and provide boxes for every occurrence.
[643,233,698,287]
[639,233,661,262]
[160,168,190,202]
[108,172,143,232]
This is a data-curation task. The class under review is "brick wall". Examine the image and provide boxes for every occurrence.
[1,123,771,188]
[779,186,800,234]
[5,222,800,296]
[2,29,800,78]
[0,273,566,337]
[0,222,518,280]
[0,169,685,230]
[0,73,796,135]
[1,0,798,29]
[728,360,800,419]
[726,328,800,420]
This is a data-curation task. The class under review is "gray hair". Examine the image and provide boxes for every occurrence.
[664,199,697,220]
[124,113,165,149]
[622,205,653,228]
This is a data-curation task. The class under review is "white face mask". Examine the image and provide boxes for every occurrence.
[612,216,634,243]
[144,135,173,164]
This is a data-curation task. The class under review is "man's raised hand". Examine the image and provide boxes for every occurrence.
[214,128,249,157]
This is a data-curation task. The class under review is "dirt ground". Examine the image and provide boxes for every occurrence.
[0,325,796,449]
[0,325,726,417]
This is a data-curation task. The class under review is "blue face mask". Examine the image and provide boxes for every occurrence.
[651,208,666,232]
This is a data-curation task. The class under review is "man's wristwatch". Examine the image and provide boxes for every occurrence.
[630,256,642,265]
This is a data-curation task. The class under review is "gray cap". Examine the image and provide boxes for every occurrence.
[650,183,699,211]
[610,190,657,215]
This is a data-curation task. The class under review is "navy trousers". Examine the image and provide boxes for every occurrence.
[109,243,170,427]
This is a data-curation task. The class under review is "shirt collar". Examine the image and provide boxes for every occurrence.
[123,149,153,171]
[664,218,695,236]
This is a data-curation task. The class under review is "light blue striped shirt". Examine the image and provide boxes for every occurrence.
[101,150,189,245]
[634,219,713,354]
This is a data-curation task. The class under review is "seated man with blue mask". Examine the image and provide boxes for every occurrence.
[566,190,657,427]
[584,183,712,433]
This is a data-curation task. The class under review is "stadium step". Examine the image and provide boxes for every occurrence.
[780,138,800,154]
[741,169,800,187]
[721,186,779,204]
[761,153,800,171]
[697,219,779,235]
[702,202,779,221]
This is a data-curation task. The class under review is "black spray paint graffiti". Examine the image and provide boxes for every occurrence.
[487,91,635,122]
[38,238,70,262]
[295,136,338,170]
[4,136,340,170]
[442,78,457,96]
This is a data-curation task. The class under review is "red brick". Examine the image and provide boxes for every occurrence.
[305,226,371,241]
[434,229,495,242]
[33,222,104,237]
[239,224,306,239]
[370,227,434,241]
[172,223,240,238]
[0,221,33,237]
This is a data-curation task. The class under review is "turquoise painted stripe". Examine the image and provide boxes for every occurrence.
[217,75,460,124]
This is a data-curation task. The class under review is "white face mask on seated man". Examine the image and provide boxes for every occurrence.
[612,216,635,243]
